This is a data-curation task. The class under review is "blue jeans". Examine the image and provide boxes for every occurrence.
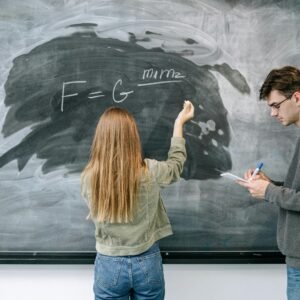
[94,243,165,300]
[287,266,300,300]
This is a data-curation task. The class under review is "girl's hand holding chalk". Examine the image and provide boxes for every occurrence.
[176,100,195,124]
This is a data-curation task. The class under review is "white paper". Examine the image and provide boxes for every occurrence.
[220,172,248,183]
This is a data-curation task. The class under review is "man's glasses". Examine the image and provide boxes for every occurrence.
[269,95,291,110]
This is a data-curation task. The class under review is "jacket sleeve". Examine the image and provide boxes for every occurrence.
[265,183,300,212]
[81,175,92,219]
[146,137,187,188]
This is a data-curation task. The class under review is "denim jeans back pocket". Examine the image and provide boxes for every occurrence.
[95,254,123,288]
[137,251,163,285]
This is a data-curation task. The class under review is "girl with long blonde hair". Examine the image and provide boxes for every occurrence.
[81,100,194,300]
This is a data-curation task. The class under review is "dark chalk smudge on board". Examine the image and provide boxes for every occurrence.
[0,29,249,180]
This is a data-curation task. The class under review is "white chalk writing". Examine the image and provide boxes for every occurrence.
[60,68,185,111]
[142,68,185,80]
[112,79,134,103]
[61,81,87,112]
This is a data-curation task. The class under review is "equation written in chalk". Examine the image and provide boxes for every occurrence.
[60,68,186,112]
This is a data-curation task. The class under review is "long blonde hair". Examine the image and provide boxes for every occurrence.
[81,107,145,223]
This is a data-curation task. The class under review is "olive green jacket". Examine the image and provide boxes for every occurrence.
[82,137,186,256]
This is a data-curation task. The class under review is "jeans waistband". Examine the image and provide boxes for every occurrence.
[136,242,160,257]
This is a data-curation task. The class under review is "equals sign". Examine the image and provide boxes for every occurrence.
[88,91,105,99]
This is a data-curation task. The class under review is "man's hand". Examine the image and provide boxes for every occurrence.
[236,179,270,199]
[243,169,271,182]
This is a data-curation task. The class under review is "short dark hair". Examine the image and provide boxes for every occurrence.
[259,66,300,100]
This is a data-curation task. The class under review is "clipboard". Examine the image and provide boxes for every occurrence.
[220,172,248,183]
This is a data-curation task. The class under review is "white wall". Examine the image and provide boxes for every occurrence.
[0,264,286,300]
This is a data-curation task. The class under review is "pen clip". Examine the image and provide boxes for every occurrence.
[257,162,263,170]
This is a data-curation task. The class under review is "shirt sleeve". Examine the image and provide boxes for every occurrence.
[271,180,284,186]
[265,183,300,212]
[146,137,187,188]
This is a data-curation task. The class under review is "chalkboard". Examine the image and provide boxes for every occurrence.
[0,0,299,263]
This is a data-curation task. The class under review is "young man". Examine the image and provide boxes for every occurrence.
[237,66,300,300]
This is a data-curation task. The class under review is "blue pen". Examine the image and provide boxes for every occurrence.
[250,162,264,180]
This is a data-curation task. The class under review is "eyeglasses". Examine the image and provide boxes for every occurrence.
[269,95,291,110]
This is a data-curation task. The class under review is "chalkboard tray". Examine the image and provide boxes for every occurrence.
[0,251,284,264]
